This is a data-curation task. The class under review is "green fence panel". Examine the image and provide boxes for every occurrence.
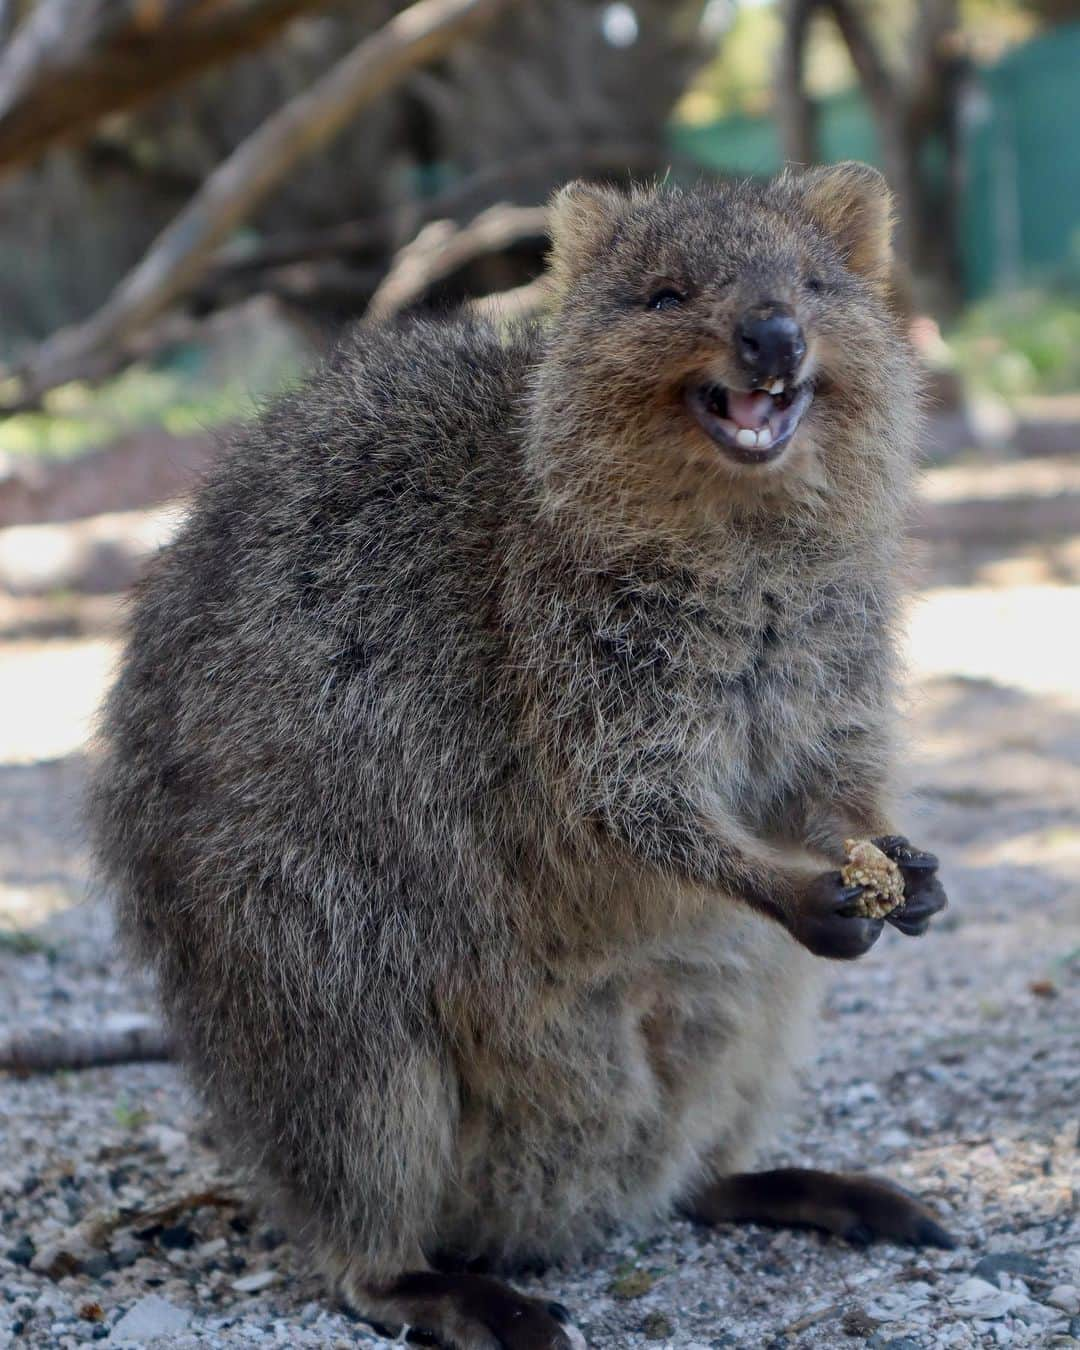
[670,23,1080,300]
[963,23,1080,297]
[669,89,880,180]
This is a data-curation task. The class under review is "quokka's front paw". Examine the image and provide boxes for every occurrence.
[871,835,949,936]
[790,871,884,960]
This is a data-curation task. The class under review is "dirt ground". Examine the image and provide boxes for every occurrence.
[1,446,1077,1349]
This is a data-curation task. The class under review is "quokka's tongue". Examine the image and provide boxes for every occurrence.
[726,389,774,430]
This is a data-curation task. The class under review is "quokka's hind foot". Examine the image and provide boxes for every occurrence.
[685,1167,955,1249]
[344,1269,582,1350]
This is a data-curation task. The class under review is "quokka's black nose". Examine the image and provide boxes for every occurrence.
[735,309,806,382]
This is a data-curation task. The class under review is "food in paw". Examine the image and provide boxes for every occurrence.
[841,838,905,918]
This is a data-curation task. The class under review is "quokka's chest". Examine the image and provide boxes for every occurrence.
[685,578,887,799]
[689,572,872,699]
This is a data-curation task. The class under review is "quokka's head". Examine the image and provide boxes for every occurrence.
[535,165,917,516]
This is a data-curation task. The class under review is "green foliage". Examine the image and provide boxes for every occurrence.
[0,929,55,958]
[113,1096,151,1131]
[945,283,1080,399]
[679,2,784,122]
[677,0,1045,125]
[0,319,309,461]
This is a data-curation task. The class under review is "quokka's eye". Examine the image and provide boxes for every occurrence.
[805,275,824,294]
[646,287,685,311]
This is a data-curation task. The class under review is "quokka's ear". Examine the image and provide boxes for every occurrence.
[546,180,626,294]
[797,161,895,293]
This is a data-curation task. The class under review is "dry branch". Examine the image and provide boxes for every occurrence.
[0,0,338,173]
[468,275,550,324]
[0,0,509,412]
[365,203,549,322]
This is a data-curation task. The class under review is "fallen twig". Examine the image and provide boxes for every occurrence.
[780,1301,843,1336]
[0,1021,174,1073]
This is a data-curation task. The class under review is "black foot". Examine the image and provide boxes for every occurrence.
[687,1167,956,1249]
[355,1271,577,1350]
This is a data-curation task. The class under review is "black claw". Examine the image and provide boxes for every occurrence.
[901,852,940,873]
[404,1330,442,1347]
[844,1223,875,1247]
[836,887,869,917]
[547,1303,571,1324]
[873,836,939,871]
[367,1321,404,1339]
[888,913,932,936]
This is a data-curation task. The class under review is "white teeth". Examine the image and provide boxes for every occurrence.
[732,425,775,451]
[768,379,785,395]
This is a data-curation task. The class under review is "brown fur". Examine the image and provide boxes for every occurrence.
[88,166,938,1346]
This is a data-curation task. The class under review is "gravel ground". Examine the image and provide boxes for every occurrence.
[1,454,1078,1349]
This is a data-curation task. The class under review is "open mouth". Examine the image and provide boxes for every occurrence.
[684,377,814,464]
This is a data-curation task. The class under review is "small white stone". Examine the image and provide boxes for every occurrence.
[233,1269,279,1293]
[1046,1285,1080,1314]
[146,1123,188,1155]
[879,1126,912,1150]
[111,1294,191,1342]
[103,1010,160,1036]
[949,1275,1030,1320]
[735,428,757,448]
[562,1324,588,1350]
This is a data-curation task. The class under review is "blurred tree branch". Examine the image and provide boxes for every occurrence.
[0,0,510,410]
[365,202,548,321]
[0,1,707,410]
[0,0,342,174]
[775,0,819,167]
[208,137,660,278]
[2,199,550,396]
[775,0,964,306]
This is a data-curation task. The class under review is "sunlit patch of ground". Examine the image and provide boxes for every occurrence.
[0,640,118,765]
[908,586,1080,698]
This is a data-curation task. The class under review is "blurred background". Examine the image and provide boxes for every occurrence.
[2,0,1078,773]
[0,4,1078,1346]
[1,1,1080,592]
